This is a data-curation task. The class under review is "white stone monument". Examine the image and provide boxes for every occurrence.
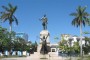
[40,30,50,44]
[37,15,50,59]
[38,30,50,52]
[37,30,50,59]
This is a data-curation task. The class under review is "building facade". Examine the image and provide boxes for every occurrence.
[61,34,85,47]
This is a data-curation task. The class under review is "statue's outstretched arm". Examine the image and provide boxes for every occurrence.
[40,38,43,41]
[46,33,49,39]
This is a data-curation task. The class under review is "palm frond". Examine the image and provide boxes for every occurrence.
[83,31,90,34]
[10,6,17,16]
[82,20,85,27]
[9,18,13,25]
[0,3,18,27]
[70,13,78,16]
[2,6,10,12]
[13,15,18,25]
[8,3,13,9]
[76,6,81,14]
[0,12,5,14]
[83,16,90,26]
[13,6,17,13]
[83,12,90,16]
[54,36,59,40]
[82,6,87,13]
[71,6,90,27]
[0,13,9,20]
[72,18,80,27]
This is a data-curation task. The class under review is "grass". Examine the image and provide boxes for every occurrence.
[83,55,90,60]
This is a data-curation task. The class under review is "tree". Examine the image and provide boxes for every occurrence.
[73,42,80,54]
[26,41,32,53]
[83,37,90,54]
[59,39,68,52]
[34,41,38,52]
[70,6,90,56]
[0,3,18,55]
[0,26,10,53]
[0,3,18,33]
[14,37,27,51]
[84,37,89,46]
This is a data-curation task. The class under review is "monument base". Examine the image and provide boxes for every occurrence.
[40,54,49,59]
[38,30,50,59]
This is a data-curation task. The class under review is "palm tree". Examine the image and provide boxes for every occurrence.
[0,3,18,55]
[0,3,18,33]
[70,6,90,57]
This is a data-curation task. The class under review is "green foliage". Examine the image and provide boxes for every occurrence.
[73,42,80,53]
[13,37,27,51]
[34,41,38,52]
[70,6,90,27]
[0,26,32,53]
[0,26,10,51]
[59,38,80,54]
[83,46,89,54]
[84,37,90,46]
[59,39,68,52]
[0,3,18,54]
[83,31,90,34]
[0,3,18,25]
[83,37,90,54]
[70,5,90,56]
[0,3,18,36]
[54,36,59,40]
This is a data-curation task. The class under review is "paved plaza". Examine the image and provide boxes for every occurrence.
[1,56,67,60]
[0,55,80,60]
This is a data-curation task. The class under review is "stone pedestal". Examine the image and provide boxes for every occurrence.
[37,30,51,59]
[38,30,50,52]
[40,54,49,59]
[40,30,50,44]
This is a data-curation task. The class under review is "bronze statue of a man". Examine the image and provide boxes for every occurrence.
[40,14,48,30]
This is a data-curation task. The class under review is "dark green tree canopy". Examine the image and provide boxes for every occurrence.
[0,3,18,25]
[70,6,90,27]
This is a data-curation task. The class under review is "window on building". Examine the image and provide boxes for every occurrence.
[52,49,55,52]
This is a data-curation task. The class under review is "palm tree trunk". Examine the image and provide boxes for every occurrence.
[10,24,12,33]
[80,22,83,57]
[9,23,12,55]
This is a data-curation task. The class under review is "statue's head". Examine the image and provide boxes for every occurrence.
[44,14,46,17]
[43,36,45,39]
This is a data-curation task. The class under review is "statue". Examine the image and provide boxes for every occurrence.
[40,14,48,30]
[40,33,49,54]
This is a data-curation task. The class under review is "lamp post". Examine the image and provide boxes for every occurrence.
[68,36,73,60]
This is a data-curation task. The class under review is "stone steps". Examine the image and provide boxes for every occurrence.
[30,52,61,59]
[49,52,59,57]
[30,52,50,59]
[30,52,40,58]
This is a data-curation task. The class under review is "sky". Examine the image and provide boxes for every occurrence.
[0,0,90,44]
